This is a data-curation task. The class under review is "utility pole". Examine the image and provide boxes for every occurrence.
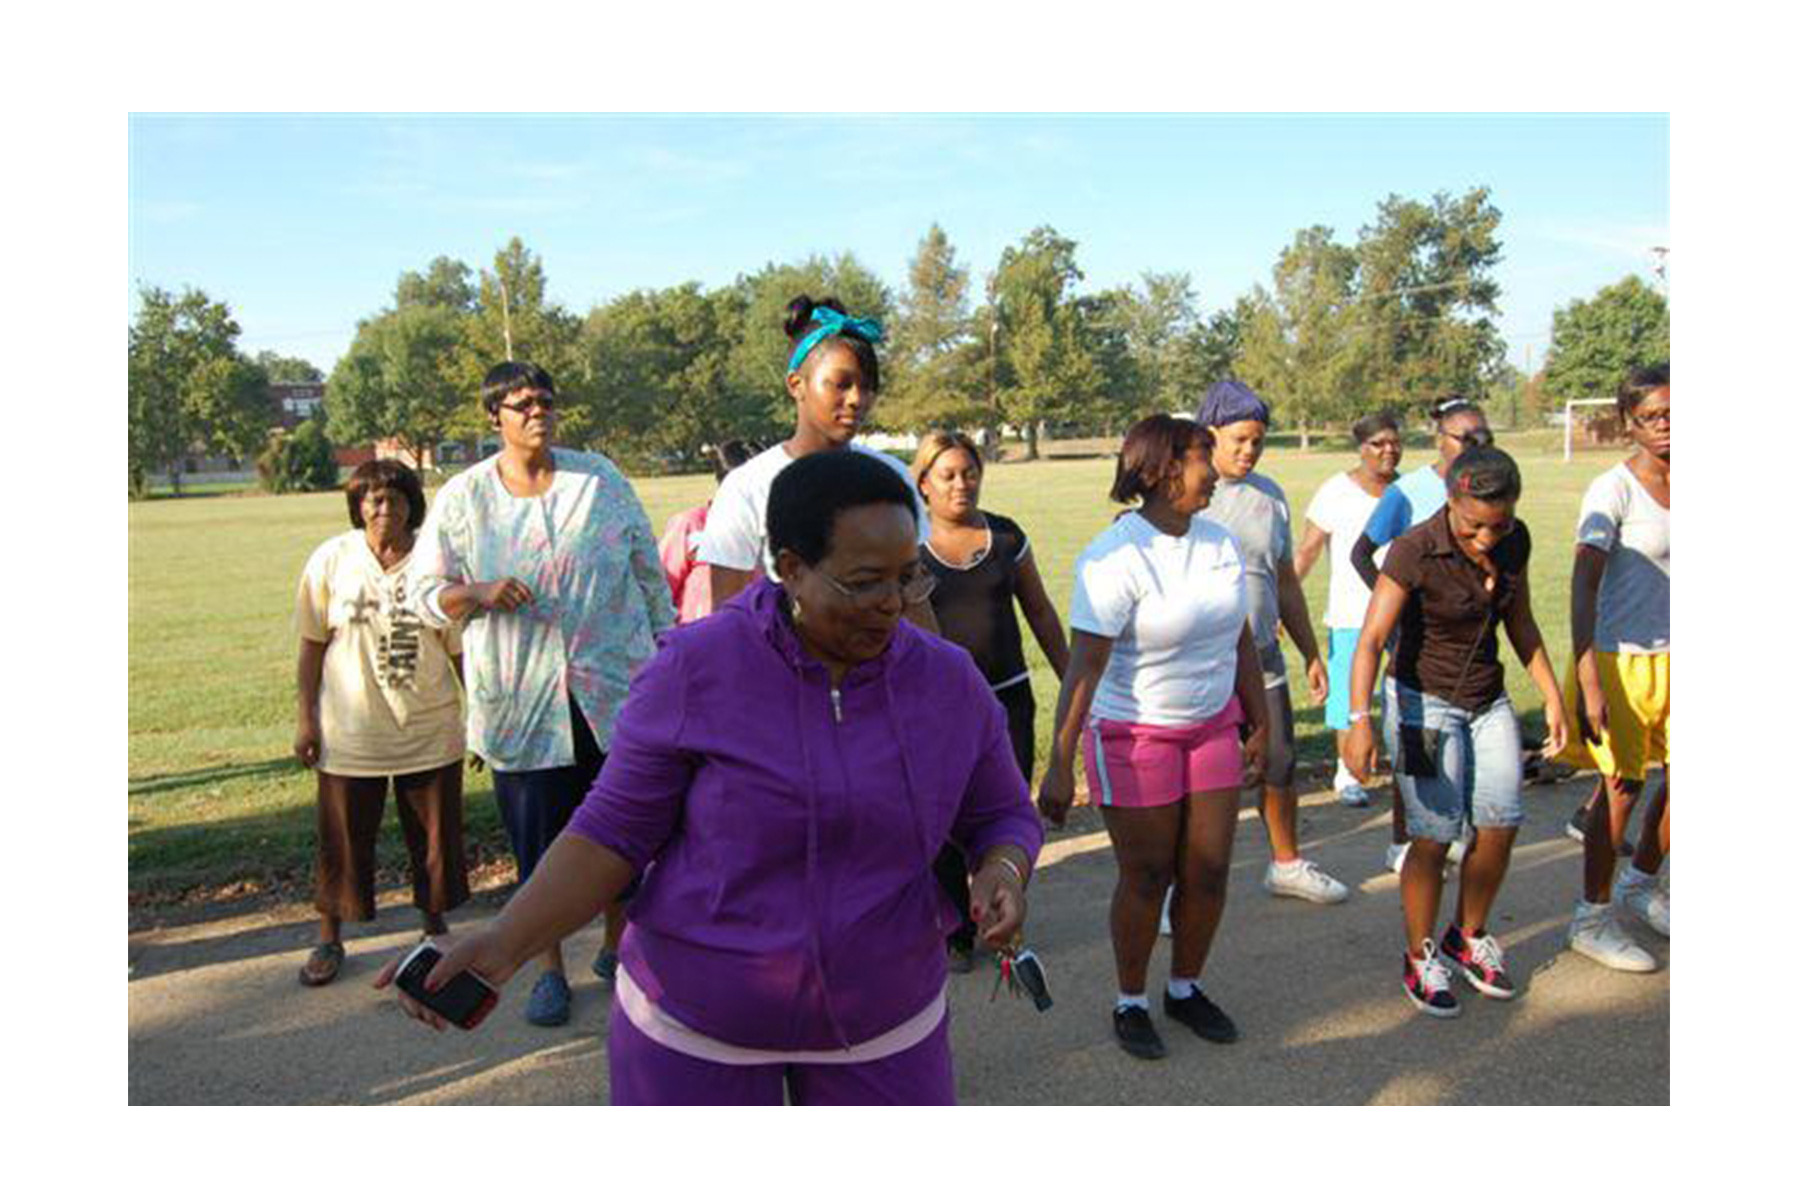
[1518,344,1532,429]
[985,272,1001,456]
[495,271,515,360]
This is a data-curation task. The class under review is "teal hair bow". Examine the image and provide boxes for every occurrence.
[787,307,884,375]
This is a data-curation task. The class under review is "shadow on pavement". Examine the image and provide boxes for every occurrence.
[129,773,1666,1105]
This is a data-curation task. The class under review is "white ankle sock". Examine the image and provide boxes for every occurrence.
[1166,977,1198,1000]
[1116,992,1149,1012]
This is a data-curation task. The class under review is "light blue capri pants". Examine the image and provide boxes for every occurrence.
[1382,679,1524,844]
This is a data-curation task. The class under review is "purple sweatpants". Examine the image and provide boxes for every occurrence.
[606,1001,956,1105]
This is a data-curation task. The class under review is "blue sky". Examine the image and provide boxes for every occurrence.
[127,114,1668,375]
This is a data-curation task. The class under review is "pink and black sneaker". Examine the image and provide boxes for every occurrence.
[1403,940,1460,1018]
[1441,924,1516,1000]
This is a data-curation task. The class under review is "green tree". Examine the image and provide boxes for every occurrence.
[395,256,478,312]
[1352,188,1506,414]
[326,304,467,468]
[127,285,275,497]
[258,419,339,493]
[1183,297,1254,401]
[252,350,324,384]
[1075,287,1143,433]
[581,282,773,470]
[882,224,986,432]
[992,226,1099,458]
[1232,226,1363,447]
[1540,275,1670,401]
[1118,271,1202,418]
[453,239,586,444]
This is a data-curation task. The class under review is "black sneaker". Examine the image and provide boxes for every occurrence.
[1440,924,1517,1000]
[1402,941,1460,1018]
[1564,804,1588,844]
[1163,987,1239,1043]
[1112,1005,1167,1059]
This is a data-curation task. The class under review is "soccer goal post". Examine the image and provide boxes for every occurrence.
[1562,398,1615,462]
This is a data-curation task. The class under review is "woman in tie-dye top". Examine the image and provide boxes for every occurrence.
[411,361,675,1027]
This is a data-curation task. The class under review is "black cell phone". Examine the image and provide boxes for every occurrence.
[394,941,499,1030]
[1011,949,1054,1012]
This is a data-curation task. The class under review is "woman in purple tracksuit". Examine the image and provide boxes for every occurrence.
[381,451,1042,1104]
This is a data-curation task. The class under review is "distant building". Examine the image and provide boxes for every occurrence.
[270,382,327,429]
[371,435,500,472]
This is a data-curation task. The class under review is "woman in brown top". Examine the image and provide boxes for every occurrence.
[1345,446,1567,1019]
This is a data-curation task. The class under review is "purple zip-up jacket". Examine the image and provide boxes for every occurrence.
[566,577,1042,1052]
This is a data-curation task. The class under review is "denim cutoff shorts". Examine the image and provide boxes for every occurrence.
[1382,679,1524,844]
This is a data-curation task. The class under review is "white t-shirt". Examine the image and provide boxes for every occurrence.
[1304,471,1388,630]
[1068,511,1248,726]
[1576,462,1670,655]
[294,531,465,777]
[696,442,929,576]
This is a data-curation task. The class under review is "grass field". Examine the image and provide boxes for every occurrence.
[129,431,1609,904]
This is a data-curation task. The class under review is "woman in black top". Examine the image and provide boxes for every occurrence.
[1347,446,1568,1020]
[913,431,1069,969]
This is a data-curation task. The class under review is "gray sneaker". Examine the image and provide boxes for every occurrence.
[1264,859,1349,904]
[1569,901,1655,971]
[1618,873,1670,937]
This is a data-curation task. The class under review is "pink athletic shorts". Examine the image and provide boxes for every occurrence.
[1082,695,1245,809]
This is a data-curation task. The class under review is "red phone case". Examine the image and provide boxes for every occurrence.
[396,942,499,1030]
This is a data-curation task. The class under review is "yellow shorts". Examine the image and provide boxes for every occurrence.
[1557,651,1669,782]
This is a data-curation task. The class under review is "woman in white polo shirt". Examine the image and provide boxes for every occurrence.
[1038,415,1268,1061]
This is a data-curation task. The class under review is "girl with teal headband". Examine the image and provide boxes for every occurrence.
[696,295,937,631]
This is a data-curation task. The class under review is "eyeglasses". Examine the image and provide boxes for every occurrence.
[498,394,556,416]
[1443,428,1489,445]
[1631,410,1671,429]
[817,567,937,608]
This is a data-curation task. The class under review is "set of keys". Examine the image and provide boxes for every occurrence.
[990,938,1053,1011]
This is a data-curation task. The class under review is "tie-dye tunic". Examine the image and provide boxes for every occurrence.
[411,449,676,771]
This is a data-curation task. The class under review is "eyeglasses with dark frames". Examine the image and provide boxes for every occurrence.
[816,567,937,608]
[498,394,557,416]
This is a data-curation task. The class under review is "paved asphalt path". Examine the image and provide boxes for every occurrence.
[128,773,1668,1104]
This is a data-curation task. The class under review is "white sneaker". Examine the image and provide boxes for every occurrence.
[1569,901,1655,972]
[1264,859,1349,904]
[1617,870,1670,937]
[1334,760,1371,807]
[1159,888,1173,937]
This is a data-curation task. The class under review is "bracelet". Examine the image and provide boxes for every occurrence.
[1347,710,1372,723]
[992,855,1028,890]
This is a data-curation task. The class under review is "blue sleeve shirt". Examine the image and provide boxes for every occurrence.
[1362,466,1445,547]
